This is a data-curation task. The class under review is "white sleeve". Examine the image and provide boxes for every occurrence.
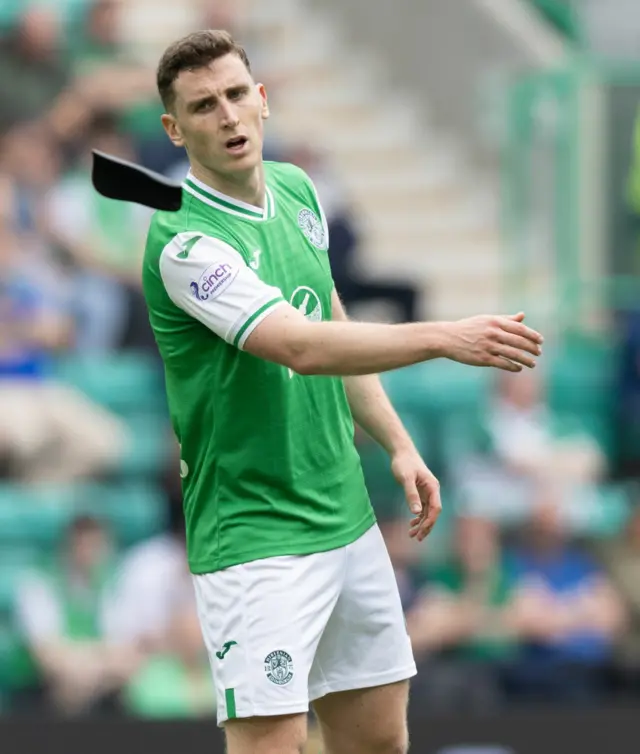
[159,232,286,349]
[15,573,63,643]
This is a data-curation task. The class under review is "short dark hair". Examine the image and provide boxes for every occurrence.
[67,514,105,538]
[156,29,252,112]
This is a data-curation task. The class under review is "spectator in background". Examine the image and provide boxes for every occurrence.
[504,496,625,704]
[455,369,607,524]
[68,0,122,63]
[0,183,128,483]
[67,0,166,173]
[287,143,419,322]
[108,450,191,652]
[1,123,62,236]
[15,516,143,716]
[408,515,514,712]
[0,6,70,130]
[45,110,152,352]
[487,370,605,490]
[123,600,215,719]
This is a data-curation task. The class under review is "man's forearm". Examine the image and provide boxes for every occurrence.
[245,299,542,376]
[295,319,449,376]
[345,373,415,456]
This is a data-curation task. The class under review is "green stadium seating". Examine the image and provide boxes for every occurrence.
[383,361,491,415]
[0,482,167,547]
[120,414,173,477]
[0,547,40,613]
[53,352,173,478]
[0,0,93,29]
[53,352,166,416]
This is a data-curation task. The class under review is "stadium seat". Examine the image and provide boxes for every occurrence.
[53,352,166,416]
[120,413,173,477]
[0,482,167,547]
[0,547,40,613]
[383,361,491,415]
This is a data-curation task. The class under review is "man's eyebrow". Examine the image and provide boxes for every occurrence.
[187,94,217,111]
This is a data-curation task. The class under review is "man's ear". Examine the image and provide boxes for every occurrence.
[257,83,270,120]
[161,113,185,148]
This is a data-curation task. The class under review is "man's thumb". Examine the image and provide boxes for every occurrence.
[405,487,422,515]
[510,312,526,321]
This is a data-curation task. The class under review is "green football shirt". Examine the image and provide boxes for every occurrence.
[143,161,374,574]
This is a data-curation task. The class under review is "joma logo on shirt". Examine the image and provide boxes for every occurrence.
[177,235,202,259]
[190,262,238,301]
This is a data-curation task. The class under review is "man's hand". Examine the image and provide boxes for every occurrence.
[442,312,543,372]
[390,448,442,542]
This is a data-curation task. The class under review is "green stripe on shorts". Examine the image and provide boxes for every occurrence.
[225,688,237,719]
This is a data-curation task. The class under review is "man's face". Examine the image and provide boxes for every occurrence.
[71,526,110,573]
[163,53,269,181]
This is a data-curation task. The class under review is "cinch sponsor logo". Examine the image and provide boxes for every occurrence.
[190,262,237,301]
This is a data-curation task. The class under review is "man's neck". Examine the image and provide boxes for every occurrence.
[190,162,266,209]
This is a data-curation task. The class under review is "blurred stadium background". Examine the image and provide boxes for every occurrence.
[1,0,640,751]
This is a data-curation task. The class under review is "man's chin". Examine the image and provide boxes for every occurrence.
[222,151,263,176]
[197,150,263,184]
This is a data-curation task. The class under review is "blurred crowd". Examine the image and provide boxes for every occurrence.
[0,0,640,724]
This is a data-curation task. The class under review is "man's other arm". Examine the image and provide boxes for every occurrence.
[328,290,442,538]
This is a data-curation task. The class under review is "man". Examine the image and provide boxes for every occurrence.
[142,30,543,754]
[15,515,141,715]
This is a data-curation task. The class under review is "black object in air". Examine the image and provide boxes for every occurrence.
[91,150,183,211]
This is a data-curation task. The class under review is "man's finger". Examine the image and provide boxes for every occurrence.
[489,357,522,373]
[409,517,436,541]
[413,479,442,541]
[498,332,542,357]
[404,482,423,515]
[496,345,537,369]
[500,318,544,344]
[417,512,438,541]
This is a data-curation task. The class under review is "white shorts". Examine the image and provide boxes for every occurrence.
[192,523,416,726]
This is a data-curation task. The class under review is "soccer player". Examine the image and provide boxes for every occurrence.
[142,30,543,754]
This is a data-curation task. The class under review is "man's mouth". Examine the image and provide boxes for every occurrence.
[225,136,248,152]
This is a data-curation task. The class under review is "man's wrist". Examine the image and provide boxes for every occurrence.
[387,433,418,458]
[421,320,455,360]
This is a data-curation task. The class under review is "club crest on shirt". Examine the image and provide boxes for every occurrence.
[264,650,294,685]
[298,208,326,250]
[290,286,322,322]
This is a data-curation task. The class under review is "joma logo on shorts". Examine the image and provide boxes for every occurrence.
[216,640,238,660]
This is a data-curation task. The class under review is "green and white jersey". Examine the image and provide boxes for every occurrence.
[143,161,374,574]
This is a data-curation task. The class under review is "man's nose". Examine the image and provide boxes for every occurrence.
[219,100,239,128]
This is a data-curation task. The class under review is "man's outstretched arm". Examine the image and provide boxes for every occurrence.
[245,299,543,377]
[159,232,543,378]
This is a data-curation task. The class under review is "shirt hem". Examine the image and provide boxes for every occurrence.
[188,511,376,575]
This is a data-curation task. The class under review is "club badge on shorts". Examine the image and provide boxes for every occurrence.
[264,650,294,685]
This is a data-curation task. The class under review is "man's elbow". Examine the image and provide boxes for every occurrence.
[287,345,325,376]
[245,307,327,374]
